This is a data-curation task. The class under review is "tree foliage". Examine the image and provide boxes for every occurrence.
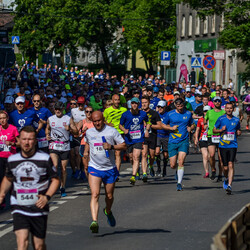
[11,0,176,71]
[182,0,250,78]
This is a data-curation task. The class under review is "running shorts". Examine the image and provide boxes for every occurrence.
[49,150,70,160]
[127,142,143,154]
[13,213,48,239]
[219,148,237,166]
[70,136,81,148]
[144,134,157,149]
[156,137,169,152]
[199,141,208,148]
[88,166,119,184]
[207,137,219,147]
[168,137,189,158]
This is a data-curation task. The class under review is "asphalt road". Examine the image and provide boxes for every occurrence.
[0,130,250,250]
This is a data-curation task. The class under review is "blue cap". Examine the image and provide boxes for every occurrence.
[153,87,159,93]
[67,93,73,97]
[130,97,140,103]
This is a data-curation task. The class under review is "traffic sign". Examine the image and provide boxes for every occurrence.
[161,51,171,61]
[203,55,216,70]
[191,57,202,68]
[11,36,20,44]
[161,60,170,66]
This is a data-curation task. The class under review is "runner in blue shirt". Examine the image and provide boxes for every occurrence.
[119,97,150,185]
[30,94,52,152]
[162,98,195,191]
[213,103,241,195]
[155,100,169,177]
[9,96,43,133]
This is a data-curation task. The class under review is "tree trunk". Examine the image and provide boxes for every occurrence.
[132,49,136,76]
[60,51,65,68]
[100,44,111,71]
[148,58,154,75]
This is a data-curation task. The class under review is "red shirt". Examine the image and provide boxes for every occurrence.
[197,117,207,141]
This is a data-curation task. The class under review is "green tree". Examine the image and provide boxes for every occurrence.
[121,0,176,74]
[182,0,250,79]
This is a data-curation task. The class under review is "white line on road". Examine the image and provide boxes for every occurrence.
[50,206,59,212]
[49,201,67,205]
[0,226,13,238]
[60,196,77,200]
[0,218,13,229]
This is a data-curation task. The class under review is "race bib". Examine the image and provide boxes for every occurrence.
[201,133,208,141]
[49,141,66,151]
[16,189,38,206]
[130,130,141,140]
[93,143,104,155]
[0,142,11,152]
[38,138,48,148]
[223,132,235,141]
[212,135,220,143]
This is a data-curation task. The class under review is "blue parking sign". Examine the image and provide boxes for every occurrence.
[161,51,171,61]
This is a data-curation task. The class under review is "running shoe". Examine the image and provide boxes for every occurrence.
[216,175,223,182]
[130,176,136,185]
[156,167,161,176]
[177,183,183,191]
[135,172,140,180]
[149,166,155,177]
[203,173,209,178]
[89,221,99,233]
[103,208,116,227]
[210,171,216,180]
[60,188,67,197]
[226,185,232,195]
[223,178,228,190]
[162,167,167,177]
[142,173,148,182]
[246,125,249,130]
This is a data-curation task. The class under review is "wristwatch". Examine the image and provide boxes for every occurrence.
[111,145,114,150]
[45,195,51,201]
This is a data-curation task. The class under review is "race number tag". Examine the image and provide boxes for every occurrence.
[49,141,65,151]
[212,135,220,143]
[16,189,38,206]
[38,138,48,148]
[94,143,104,155]
[201,133,208,141]
[130,130,141,140]
[223,132,235,141]
[0,142,11,152]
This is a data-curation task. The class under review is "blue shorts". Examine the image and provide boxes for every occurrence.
[88,166,119,184]
[168,138,189,158]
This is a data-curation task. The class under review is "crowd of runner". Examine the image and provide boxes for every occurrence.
[0,62,250,247]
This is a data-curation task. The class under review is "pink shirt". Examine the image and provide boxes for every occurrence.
[0,124,19,158]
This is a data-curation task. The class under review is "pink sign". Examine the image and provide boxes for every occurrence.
[179,64,188,83]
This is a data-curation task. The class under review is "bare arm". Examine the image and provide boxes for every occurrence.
[45,120,51,141]
[0,177,13,204]
[103,142,127,151]
[213,125,226,134]
[69,118,78,135]
[119,124,129,134]
[151,121,162,130]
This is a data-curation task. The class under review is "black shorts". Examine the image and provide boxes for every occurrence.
[70,137,81,148]
[219,148,237,166]
[246,110,250,115]
[199,140,208,148]
[127,142,143,154]
[207,137,219,147]
[156,137,168,152]
[0,157,7,183]
[13,213,48,239]
[144,134,157,149]
[49,150,70,160]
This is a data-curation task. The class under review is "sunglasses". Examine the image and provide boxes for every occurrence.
[157,106,164,108]
[85,110,92,113]
[16,102,24,105]
[33,100,40,103]
[70,103,77,105]
[55,108,62,111]
[214,100,221,103]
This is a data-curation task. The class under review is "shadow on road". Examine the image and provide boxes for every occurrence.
[96,228,171,237]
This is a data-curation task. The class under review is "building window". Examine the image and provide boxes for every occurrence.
[188,14,192,37]
[211,14,216,33]
[203,16,208,34]
[181,15,185,37]
[195,15,200,35]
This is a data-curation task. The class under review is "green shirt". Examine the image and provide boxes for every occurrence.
[205,109,225,136]
[185,101,193,112]
[103,106,127,134]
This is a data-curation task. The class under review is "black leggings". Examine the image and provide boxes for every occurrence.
[0,157,8,184]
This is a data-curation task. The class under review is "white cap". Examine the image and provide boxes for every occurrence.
[174,91,180,95]
[203,105,211,111]
[148,78,152,82]
[15,96,25,103]
[186,87,191,92]
[157,100,166,107]
[5,96,14,104]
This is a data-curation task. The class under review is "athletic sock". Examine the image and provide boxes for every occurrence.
[155,155,161,169]
[177,166,184,184]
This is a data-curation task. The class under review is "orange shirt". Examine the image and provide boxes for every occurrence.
[164,94,174,105]
[80,119,94,145]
